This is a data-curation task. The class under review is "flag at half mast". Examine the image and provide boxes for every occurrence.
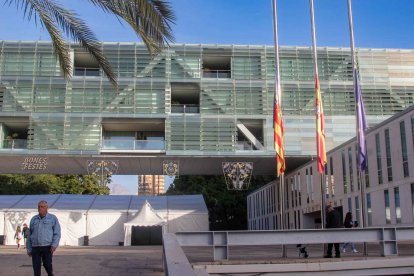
[354,68,368,171]
[274,82,285,176]
[315,74,326,173]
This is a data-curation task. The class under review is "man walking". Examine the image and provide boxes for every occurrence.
[27,200,61,276]
[324,204,342,258]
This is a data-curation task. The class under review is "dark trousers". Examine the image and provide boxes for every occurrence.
[327,243,340,257]
[31,246,53,276]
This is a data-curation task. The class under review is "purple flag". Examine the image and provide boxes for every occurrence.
[354,68,368,171]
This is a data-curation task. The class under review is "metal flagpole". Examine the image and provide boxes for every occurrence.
[309,0,326,229]
[272,0,285,232]
[347,0,368,255]
[272,0,287,257]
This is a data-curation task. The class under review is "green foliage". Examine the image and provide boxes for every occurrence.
[0,174,109,195]
[166,175,275,230]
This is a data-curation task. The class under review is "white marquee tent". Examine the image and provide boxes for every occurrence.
[123,200,166,246]
[0,194,209,246]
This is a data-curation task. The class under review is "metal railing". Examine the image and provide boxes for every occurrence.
[171,104,200,114]
[74,67,100,77]
[101,139,165,151]
[202,70,231,79]
[1,139,28,149]
[172,227,414,261]
[236,141,256,151]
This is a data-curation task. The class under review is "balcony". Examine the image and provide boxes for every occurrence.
[74,67,100,77]
[2,139,28,150]
[236,141,258,151]
[101,139,165,151]
[202,70,231,79]
[171,104,199,114]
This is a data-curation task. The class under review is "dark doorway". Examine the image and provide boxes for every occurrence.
[131,226,162,245]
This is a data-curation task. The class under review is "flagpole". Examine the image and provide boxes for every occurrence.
[309,0,326,229]
[347,0,368,255]
[272,2,287,258]
[347,0,366,227]
[272,0,285,232]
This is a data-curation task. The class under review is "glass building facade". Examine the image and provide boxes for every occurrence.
[0,41,414,171]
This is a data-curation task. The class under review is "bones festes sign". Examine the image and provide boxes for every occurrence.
[21,157,48,170]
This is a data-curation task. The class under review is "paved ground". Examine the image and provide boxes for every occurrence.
[1,242,413,275]
[0,245,164,276]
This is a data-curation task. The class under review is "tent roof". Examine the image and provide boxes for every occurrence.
[124,200,165,226]
[0,194,208,214]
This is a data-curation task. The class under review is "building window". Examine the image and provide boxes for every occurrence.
[329,156,335,197]
[306,168,310,204]
[291,177,295,208]
[298,173,302,205]
[400,121,409,177]
[384,129,393,182]
[355,196,360,226]
[348,147,354,192]
[375,133,383,184]
[412,116,414,155]
[394,187,401,224]
[367,193,372,226]
[411,183,414,222]
[286,178,289,209]
[411,116,414,153]
[342,151,348,193]
[348,197,352,213]
[310,166,314,202]
[384,189,391,224]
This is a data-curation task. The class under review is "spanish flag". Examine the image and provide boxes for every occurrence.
[274,83,285,176]
[315,74,326,173]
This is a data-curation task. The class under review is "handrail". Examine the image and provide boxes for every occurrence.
[74,67,100,77]
[171,104,200,114]
[174,227,414,260]
[162,233,198,276]
[1,139,28,149]
[101,139,165,151]
[202,70,231,79]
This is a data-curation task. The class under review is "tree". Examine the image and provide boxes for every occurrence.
[166,175,275,230]
[5,0,176,87]
[0,174,109,195]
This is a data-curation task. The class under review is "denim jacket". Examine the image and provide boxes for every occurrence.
[26,213,61,252]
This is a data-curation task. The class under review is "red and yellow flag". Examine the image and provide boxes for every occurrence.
[315,75,326,173]
[274,84,285,176]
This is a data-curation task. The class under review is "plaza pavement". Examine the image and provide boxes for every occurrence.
[1,242,414,275]
[0,245,164,276]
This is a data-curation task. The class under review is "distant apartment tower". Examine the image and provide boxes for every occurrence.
[138,175,165,196]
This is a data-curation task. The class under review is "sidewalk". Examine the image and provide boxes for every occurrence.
[0,245,164,276]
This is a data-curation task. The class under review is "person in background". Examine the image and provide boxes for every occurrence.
[324,204,342,258]
[27,200,61,276]
[14,225,23,249]
[22,223,29,248]
[342,212,358,253]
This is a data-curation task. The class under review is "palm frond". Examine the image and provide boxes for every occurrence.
[34,0,118,87]
[7,0,72,79]
[87,0,175,53]
[6,0,177,87]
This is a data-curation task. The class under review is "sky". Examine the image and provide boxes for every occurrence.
[1,0,413,194]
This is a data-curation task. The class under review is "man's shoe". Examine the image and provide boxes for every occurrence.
[324,255,332,258]
[342,248,346,253]
[352,249,358,253]
[335,255,341,258]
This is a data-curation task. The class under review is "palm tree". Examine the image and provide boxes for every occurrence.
[4,0,175,87]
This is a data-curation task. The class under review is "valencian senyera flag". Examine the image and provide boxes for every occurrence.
[354,68,368,171]
[274,82,285,176]
[315,74,326,174]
